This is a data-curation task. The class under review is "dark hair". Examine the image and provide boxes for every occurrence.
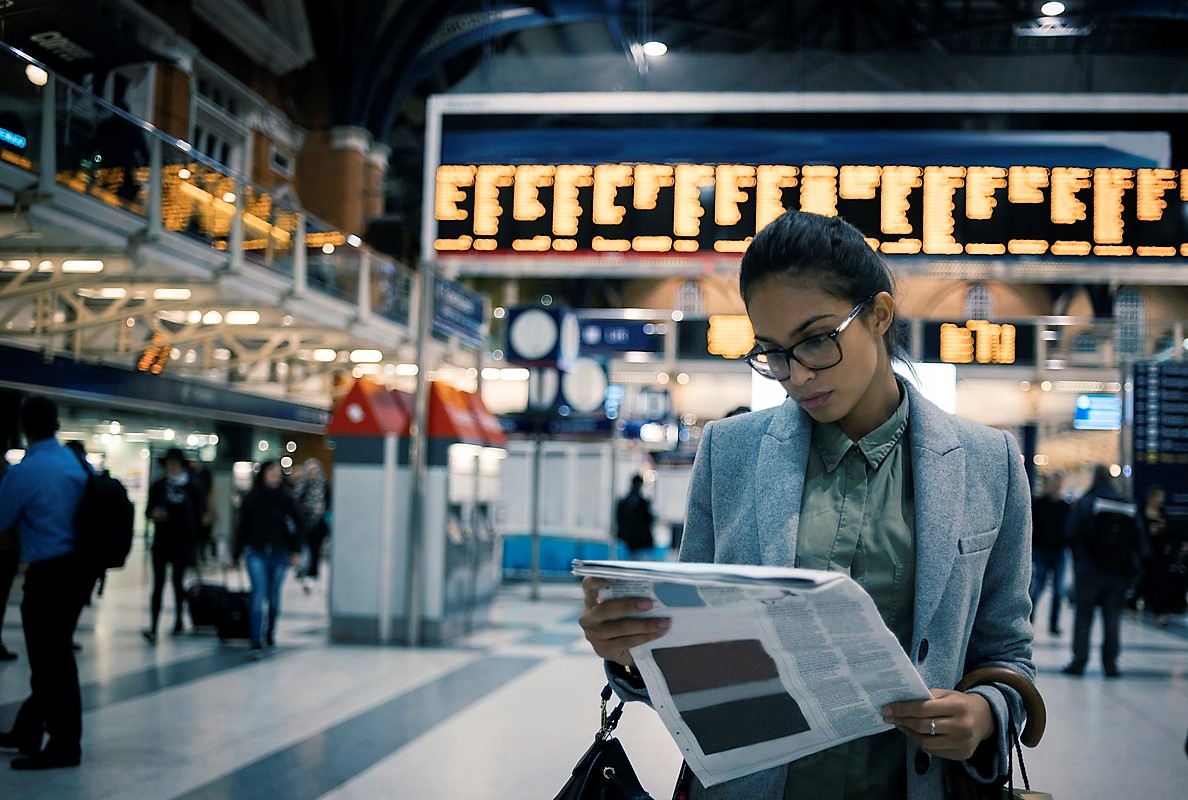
[250,460,281,494]
[739,211,907,362]
[20,395,59,442]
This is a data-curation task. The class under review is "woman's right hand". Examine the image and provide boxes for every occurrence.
[578,576,671,668]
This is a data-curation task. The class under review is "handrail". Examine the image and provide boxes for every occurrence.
[0,39,415,328]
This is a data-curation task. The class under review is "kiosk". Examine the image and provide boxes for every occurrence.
[325,379,412,644]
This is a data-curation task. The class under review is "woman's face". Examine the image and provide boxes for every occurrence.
[263,463,283,489]
[746,276,898,440]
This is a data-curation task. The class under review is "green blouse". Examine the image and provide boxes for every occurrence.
[784,388,916,800]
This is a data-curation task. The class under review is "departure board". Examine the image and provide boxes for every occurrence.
[434,163,1188,259]
[1133,361,1188,466]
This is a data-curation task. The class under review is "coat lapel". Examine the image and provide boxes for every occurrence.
[907,385,966,638]
[756,400,811,567]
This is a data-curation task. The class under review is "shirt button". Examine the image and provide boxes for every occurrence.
[914,750,931,775]
[917,638,929,663]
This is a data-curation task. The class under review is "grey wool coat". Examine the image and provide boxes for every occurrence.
[608,382,1036,800]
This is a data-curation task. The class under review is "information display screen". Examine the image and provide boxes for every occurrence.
[433,162,1188,260]
[1133,361,1188,465]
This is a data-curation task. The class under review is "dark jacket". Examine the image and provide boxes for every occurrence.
[233,486,302,560]
[616,489,654,551]
[146,474,206,552]
[1064,482,1141,577]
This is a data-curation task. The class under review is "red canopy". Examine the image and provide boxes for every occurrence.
[326,379,411,436]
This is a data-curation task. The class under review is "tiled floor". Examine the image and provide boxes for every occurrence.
[0,547,1185,799]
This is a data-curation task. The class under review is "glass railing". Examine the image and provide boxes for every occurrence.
[1,42,413,328]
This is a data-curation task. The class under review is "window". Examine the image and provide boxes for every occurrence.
[1113,286,1146,358]
[962,282,995,320]
[675,280,704,317]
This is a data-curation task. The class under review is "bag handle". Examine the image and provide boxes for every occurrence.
[599,683,626,740]
[954,666,1046,748]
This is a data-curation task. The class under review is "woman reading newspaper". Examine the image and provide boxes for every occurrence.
[580,210,1034,799]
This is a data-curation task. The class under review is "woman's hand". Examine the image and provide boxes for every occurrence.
[578,576,670,668]
[881,689,995,761]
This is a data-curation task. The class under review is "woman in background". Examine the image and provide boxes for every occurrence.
[233,461,302,658]
[296,458,331,593]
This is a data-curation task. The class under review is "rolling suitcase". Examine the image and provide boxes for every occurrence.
[216,578,252,643]
[186,581,229,629]
[185,568,252,642]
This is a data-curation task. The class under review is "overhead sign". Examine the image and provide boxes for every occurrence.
[432,276,485,348]
[434,163,1188,259]
[579,319,664,354]
[922,321,1036,366]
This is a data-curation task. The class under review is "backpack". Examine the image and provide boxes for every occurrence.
[1086,497,1139,575]
[70,448,135,575]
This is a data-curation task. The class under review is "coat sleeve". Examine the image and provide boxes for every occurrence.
[961,430,1037,783]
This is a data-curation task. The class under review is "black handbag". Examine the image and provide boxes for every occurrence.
[554,684,655,800]
[952,667,1053,800]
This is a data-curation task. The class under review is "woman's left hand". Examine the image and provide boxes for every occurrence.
[881,689,994,760]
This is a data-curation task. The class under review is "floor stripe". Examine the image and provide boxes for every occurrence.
[168,654,542,800]
[0,646,290,721]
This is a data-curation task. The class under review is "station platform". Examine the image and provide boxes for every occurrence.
[1,547,1185,799]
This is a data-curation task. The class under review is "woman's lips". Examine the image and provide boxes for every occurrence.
[799,391,832,410]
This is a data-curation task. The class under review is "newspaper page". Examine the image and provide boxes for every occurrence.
[572,559,932,788]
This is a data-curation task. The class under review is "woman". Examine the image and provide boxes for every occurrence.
[579,210,1034,799]
[143,447,206,643]
[296,458,331,592]
[1143,485,1187,624]
[233,461,302,658]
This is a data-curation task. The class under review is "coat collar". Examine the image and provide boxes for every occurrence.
[755,382,965,635]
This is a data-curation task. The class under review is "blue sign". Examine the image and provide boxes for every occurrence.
[579,320,663,354]
[1073,394,1122,431]
[0,127,26,149]
[432,277,485,349]
[0,343,331,431]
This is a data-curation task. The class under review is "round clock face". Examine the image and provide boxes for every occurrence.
[509,308,558,361]
[562,357,608,414]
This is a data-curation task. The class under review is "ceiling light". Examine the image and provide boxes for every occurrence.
[153,288,192,300]
[76,287,127,299]
[25,64,48,86]
[202,310,223,325]
[321,243,335,254]
[394,363,419,376]
[349,349,382,363]
[1040,1,1065,15]
[313,349,338,362]
[642,41,668,57]
[61,259,104,273]
[221,192,236,203]
[177,168,191,179]
[346,234,362,247]
[225,310,260,325]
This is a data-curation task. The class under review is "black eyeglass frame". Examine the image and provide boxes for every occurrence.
[744,295,875,380]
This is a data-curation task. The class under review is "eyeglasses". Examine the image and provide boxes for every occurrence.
[744,297,873,380]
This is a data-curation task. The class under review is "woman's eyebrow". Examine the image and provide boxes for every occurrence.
[754,313,835,343]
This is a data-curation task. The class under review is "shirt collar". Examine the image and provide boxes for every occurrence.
[25,437,59,454]
[812,381,911,472]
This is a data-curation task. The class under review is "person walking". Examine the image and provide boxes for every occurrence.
[295,458,331,593]
[1029,471,1071,635]
[1063,464,1143,678]
[143,448,206,643]
[580,211,1035,799]
[232,461,302,658]
[0,396,90,770]
[615,475,655,560]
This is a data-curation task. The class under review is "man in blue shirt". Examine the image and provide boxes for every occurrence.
[0,396,89,770]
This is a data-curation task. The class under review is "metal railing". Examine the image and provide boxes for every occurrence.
[0,43,413,327]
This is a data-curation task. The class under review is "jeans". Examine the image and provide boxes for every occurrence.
[1029,547,1065,631]
[244,547,289,647]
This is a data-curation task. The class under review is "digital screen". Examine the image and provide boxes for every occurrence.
[921,321,1036,366]
[433,163,1188,259]
[1073,393,1122,431]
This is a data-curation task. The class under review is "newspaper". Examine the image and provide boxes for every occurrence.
[573,559,932,788]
